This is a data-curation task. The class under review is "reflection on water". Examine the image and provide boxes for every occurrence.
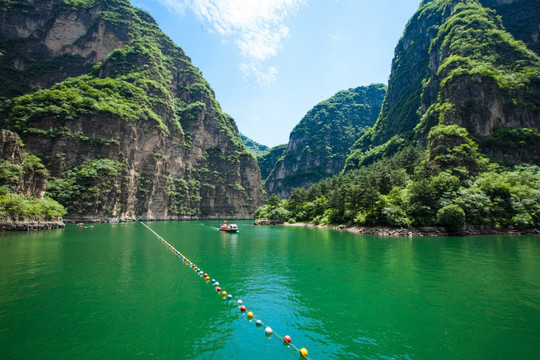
[0,222,539,360]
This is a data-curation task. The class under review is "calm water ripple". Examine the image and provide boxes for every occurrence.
[0,222,539,359]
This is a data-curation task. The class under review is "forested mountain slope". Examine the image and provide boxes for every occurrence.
[346,0,539,170]
[0,0,265,221]
[265,84,386,198]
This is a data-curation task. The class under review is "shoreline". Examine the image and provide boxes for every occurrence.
[0,220,65,232]
[254,220,540,237]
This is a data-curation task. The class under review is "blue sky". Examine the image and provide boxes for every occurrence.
[132,0,422,147]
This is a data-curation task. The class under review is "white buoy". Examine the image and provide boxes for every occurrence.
[237,299,243,305]
[265,327,273,335]
[214,282,220,286]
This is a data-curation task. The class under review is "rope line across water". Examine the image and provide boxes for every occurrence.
[140,221,313,359]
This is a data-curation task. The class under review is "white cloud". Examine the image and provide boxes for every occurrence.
[158,0,306,86]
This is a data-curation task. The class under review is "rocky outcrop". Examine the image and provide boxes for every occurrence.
[0,129,47,198]
[479,0,540,55]
[416,1,540,139]
[257,144,287,183]
[0,220,64,231]
[264,84,386,198]
[0,0,265,221]
[349,0,540,167]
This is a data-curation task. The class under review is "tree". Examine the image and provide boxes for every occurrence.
[437,204,466,231]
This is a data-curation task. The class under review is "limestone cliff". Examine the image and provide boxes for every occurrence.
[0,0,264,220]
[0,129,47,198]
[416,1,540,140]
[257,144,287,183]
[265,85,386,198]
[347,0,540,168]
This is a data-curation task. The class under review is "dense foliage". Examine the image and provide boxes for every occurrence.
[0,152,65,222]
[46,158,125,216]
[255,125,540,230]
[240,134,269,157]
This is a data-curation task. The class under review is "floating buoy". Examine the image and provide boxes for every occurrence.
[237,299,243,305]
[214,282,220,286]
[247,312,253,318]
[203,273,208,277]
[283,335,291,344]
[211,279,216,283]
[227,294,232,299]
[216,287,222,292]
[240,305,246,312]
[265,327,273,335]
[256,319,262,326]
[205,276,210,281]
[221,291,227,296]
[299,348,308,358]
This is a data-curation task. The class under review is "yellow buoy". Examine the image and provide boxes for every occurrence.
[205,276,210,280]
[221,291,227,296]
[300,348,308,357]
[247,312,253,318]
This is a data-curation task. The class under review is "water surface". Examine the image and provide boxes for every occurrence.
[0,221,539,359]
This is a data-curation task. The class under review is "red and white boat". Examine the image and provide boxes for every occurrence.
[219,222,239,232]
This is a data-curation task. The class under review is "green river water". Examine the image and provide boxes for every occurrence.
[0,221,539,359]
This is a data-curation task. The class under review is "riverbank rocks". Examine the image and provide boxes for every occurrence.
[0,221,65,231]
[265,222,540,237]
[253,219,284,225]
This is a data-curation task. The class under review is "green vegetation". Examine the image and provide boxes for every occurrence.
[0,0,255,219]
[480,127,540,165]
[257,144,287,183]
[415,1,540,138]
[265,84,386,196]
[255,125,540,230]
[0,150,65,222]
[241,133,269,157]
[352,0,540,162]
[0,188,66,222]
[47,159,125,215]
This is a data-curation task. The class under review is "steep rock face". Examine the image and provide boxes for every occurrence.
[257,144,287,183]
[355,0,457,151]
[347,0,539,168]
[0,0,264,220]
[265,85,386,198]
[479,0,540,55]
[416,1,540,138]
[0,0,128,98]
[0,129,47,198]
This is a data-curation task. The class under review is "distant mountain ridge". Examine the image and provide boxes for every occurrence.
[240,134,269,157]
[264,84,386,198]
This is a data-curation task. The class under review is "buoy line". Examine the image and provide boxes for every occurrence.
[140,221,313,359]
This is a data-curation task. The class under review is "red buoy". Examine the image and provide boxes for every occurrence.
[240,305,246,312]
[216,287,221,292]
[283,335,291,343]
